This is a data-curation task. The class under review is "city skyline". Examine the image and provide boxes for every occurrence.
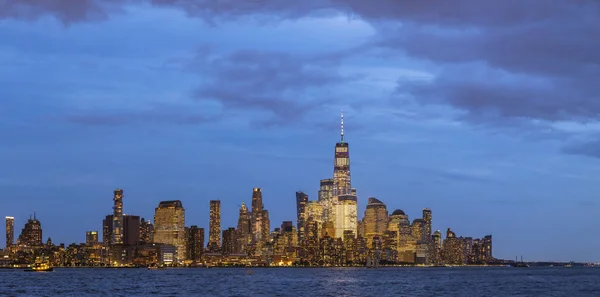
[1,1,599,263]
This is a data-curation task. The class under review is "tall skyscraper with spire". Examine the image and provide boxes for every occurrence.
[333,111,351,197]
[112,189,124,245]
[332,111,358,239]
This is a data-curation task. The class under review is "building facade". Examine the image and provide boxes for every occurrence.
[153,200,186,263]
[112,189,124,245]
[208,200,221,251]
[5,216,14,249]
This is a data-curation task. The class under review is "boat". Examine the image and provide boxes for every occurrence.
[564,263,573,268]
[511,255,529,268]
[147,263,166,270]
[24,261,54,272]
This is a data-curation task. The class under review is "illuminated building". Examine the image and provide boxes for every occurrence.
[236,203,251,253]
[318,179,334,223]
[422,208,432,239]
[305,201,323,238]
[139,218,154,244]
[411,219,426,242]
[441,228,464,265]
[86,231,99,246]
[333,112,352,197]
[296,192,308,242]
[363,197,388,243]
[5,216,14,248]
[222,227,236,255]
[186,226,204,262]
[102,215,113,246]
[208,200,221,251]
[251,188,264,243]
[262,210,270,244]
[482,235,493,262]
[17,212,42,247]
[332,112,357,238]
[112,189,124,245]
[388,209,409,232]
[153,200,186,263]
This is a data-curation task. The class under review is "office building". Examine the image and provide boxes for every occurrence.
[86,231,99,246]
[112,189,124,245]
[186,226,204,262]
[208,200,221,251]
[153,200,186,263]
[5,216,14,248]
[363,197,388,242]
[17,212,42,247]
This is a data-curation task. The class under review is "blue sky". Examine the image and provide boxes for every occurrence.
[1,0,599,262]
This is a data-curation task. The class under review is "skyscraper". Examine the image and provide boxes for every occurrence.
[318,179,334,223]
[208,200,221,251]
[363,197,388,242]
[186,226,204,262]
[86,231,99,246]
[112,189,124,245]
[139,218,154,244]
[153,200,186,263]
[17,212,42,247]
[236,203,251,253]
[333,112,351,197]
[423,208,432,240]
[123,215,140,245]
[251,188,264,243]
[222,227,236,255]
[102,215,113,246]
[332,112,357,238]
[296,191,308,242]
[5,216,14,248]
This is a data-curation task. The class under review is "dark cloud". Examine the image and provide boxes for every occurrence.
[188,49,351,126]
[0,0,113,24]
[4,0,598,131]
[62,108,217,126]
[562,138,600,159]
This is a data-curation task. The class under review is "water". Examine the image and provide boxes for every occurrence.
[1,267,599,296]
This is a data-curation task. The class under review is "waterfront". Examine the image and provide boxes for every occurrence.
[1,267,599,296]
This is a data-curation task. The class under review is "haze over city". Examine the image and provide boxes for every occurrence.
[1,1,599,262]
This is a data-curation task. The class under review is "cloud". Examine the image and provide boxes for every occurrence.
[61,107,218,126]
[0,0,114,24]
[188,48,352,126]
[562,138,600,159]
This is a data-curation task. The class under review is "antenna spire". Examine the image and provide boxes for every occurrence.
[340,110,345,142]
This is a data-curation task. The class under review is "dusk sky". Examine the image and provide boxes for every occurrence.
[1,1,599,262]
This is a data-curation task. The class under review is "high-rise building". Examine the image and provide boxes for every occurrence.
[139,218,154,244]
[332,112,357,238]
[153,200,186,263]
[123,215,140,245]
[422,208,432,239]
[262,210,270,243]
[296,192,308,242]
[236,203,251,253]
[186,226,204,262]
[333,112,352,197]
[363,197,388,242]
[102,215,113,246]
[208,200,221,251]
[17,212,42,247]
[251,188,264,243]
[318,179,334,223]
[222,227,236,255]
[112,189,124,245]
[5,216,14,248]
[86,231,99,246]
